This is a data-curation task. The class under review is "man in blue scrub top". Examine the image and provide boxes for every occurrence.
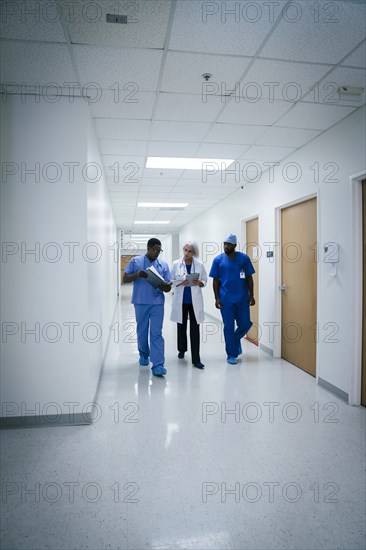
[209,234,255,365]
[123,238,172,376]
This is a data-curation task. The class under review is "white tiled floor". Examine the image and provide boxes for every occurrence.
[1,287,366,549]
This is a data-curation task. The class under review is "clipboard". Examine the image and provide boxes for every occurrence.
[175,273,199,287]
[143,266,169,289]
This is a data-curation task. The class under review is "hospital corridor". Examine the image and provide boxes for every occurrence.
[1,0,366,549]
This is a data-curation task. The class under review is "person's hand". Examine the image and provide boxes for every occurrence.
[249,295,255,306]
[192,279,203,287]
[158,282,172,293]
[138,270,148,278]
[215,299,221,309]
[177,279,189,287]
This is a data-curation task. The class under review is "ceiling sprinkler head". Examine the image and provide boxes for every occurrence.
[202,73,212,82]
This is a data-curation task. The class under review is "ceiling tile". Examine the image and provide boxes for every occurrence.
[205,123,268,144]
[139,188,176,196]
[240,145,296,162]
[277,103,357,130]
[100,139,147,156]
[0,1,66,42]
[139,179,179,187]
[102,155,145,183]
[91,91,156,119]
[260,1,366,64]
[150,121,211,141]
[169,0,275,56]
[73,45,163,91]
[180,167,245,183]
[147,141,200,157]
[107,184,139,193]
[95,119,151,139]
[196,142,248,158]
[0,41,77,85]
[341,41,366,68]
[155,92,223,122]
[218,99,293,126]
[180,166,245,184]
[66,0,171,48]
[243,59,332,101]
[256,127,322,148]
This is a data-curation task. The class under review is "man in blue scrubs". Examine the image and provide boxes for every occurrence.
[123,238,172,376]
[209,234,255,364]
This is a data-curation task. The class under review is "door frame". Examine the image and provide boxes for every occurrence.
[273,194,319,371]
[350,170,366,405]
[241,215,260,345]
[241,215,259,247]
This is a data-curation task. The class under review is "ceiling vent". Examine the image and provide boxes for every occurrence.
[106,14,127,24]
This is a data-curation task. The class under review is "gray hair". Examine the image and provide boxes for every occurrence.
[182,240,199,258]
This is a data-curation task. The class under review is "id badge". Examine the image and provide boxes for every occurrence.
[240,270,245,279]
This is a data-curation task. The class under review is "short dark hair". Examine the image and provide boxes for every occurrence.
[147,238,161,248]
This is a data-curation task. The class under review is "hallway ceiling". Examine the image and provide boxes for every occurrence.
[1,0,365,234]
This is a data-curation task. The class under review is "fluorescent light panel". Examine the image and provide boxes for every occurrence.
[146,157,235,170]
[138,202,188,208]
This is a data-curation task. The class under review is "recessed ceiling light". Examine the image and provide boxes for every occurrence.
[134,221,170,224]
[146,157,235,170]
[138,202,188,208]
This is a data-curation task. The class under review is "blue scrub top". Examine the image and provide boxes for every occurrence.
[125,255,171,305]
[209,252,255,304]
[183,264,192,304]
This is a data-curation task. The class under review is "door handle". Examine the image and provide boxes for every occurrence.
[279,284,287,291]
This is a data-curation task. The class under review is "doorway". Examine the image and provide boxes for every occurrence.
[245,218,259,345]
[121,255,135,283]
[362,180,366,406]
[281,198,317,376]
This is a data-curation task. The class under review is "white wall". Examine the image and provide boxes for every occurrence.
[86,114,118,388]
[0,95,117,421]
[179,106,366,398]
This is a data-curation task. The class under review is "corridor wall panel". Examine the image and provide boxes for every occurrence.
[0,95,117,425]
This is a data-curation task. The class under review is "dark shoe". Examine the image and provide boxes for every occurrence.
[178,352,185,359]
[193,362,205,369]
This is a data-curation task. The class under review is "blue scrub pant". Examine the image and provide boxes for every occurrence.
[134,304,165,367]
[220,301,253,358]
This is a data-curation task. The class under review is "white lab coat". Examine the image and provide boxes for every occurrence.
[170,257,207,324]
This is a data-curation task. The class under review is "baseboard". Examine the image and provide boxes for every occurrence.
[259,343,273,356]
[0,411,93,429]
[318,377,349,403]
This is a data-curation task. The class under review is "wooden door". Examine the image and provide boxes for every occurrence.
[246,218,259,345]
[362,180,366,406]
[281,198,317,376]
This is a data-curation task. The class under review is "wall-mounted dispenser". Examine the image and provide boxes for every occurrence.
[323,242,339,277]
